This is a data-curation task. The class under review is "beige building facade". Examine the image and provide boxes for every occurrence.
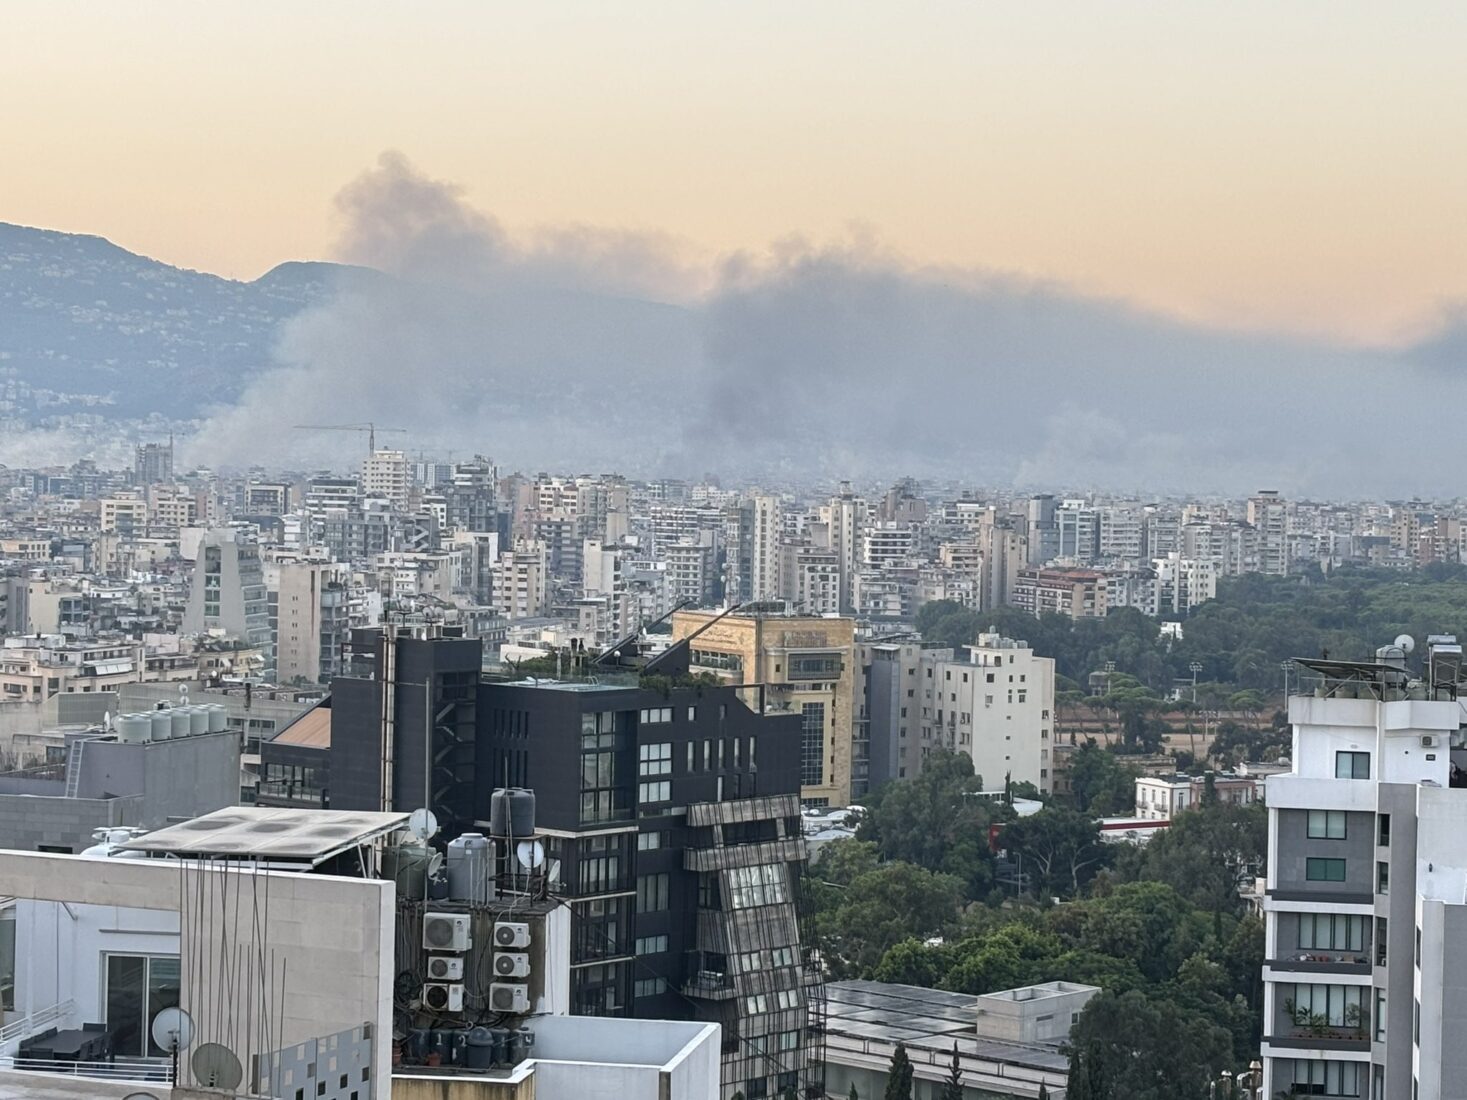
[672,609,857,807]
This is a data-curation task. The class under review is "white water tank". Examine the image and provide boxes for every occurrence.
[188,707,209,735]
[117,714,151,744]
[169,707,191,738]
[205,704,228,733]
[149,710,173,741]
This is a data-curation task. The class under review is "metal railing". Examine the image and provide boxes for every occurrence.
[0,999,75,1045]
[0,1055,174,1083]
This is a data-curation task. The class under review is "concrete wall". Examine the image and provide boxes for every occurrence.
[0,793,143,852]
[1273,808,1375,896]
[0,851,393,1091]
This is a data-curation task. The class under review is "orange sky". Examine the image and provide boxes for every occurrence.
[4,1,1465,344]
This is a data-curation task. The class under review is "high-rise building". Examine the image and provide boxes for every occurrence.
[133,439,174,485]
[182,528,273,676]
[1260,636,1467,1100]
[749,495,783,602]
[1248,489,1290,575]
[920,632,1055,794]
[672,608,858,807]
[274,560,351,685]
[361,449,410,509]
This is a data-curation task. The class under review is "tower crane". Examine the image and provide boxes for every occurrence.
[293,422,408,454]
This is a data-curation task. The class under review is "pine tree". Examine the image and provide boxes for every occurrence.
[848,1084,860,1100]
[885,1042,914,1100]
[1037,1085,1049,1100]
[941,1041,963,1100]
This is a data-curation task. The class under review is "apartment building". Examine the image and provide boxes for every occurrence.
[920,632,1056,794]
[1260,637,1467,1100]
[673,608,858,807]
[1010,566,1108,620]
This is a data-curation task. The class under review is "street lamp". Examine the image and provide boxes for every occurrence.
[1189,661,1203,704]
[1281,658,1294,699]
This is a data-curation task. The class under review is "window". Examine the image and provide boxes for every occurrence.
[1284,1058,1361,1097]
[1379,814,1391,846]
[770,946,795,967]
[800,703,825,787]
[638,780,671,805]
[1377,861,1390,894]
[634,977,668,998]
[728,863,789,909]
[1376,917,1388,966]
[736,951,761,972]
[745,993,768,1014]
[638,707,673,724]
[1336,751,1370,779]
[106,954,180,1056]
[775,989,799,1009]
[1308,810,1347,839]
[636,873,669,913]
[634,934,669,955]
[638,742,672,777]
[778,1030,800,1051]
[1298,913,1367,952]
[1376,990,1387,1042]
[637,831,665,851]
[1289,983,1364,1029]
[1306,858,1346,882]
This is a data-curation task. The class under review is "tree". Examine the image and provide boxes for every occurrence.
[848,1085,859,1100]
[1064,742,1140,815]
[1066,989,1232,1100]
[941,1042,963,1100]
[885,1042,914,1100]
[811,860,965,978]
[1002,808,1111,898]
[1037,1086,1049,1100]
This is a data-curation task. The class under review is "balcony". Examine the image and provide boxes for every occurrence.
[684,837,805,872]
[1265,950,1371,976]
[683,970,737,1000]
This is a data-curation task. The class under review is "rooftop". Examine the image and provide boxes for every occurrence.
[824,980,1069,1072]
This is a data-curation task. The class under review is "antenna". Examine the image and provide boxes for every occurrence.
[1395,634,1416,654]
[407,808,439,843]
[191,1043,243,1090]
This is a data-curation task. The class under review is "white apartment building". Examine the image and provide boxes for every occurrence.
[749,494,783,602]
[921,632,1056,794]
[492,539,549,620]
[360,448,409,509]
[779,543,842,616]
[1260,637,1467,1100]
[1133,772,1259,821]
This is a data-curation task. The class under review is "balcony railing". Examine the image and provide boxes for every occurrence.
[1267,950,1372,975]
[0,1056,174,1083]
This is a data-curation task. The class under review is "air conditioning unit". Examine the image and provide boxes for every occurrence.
[494,921,531,948]
[494,951,531,978]
[1422,736,1436,747]
[427,955,464,981]
[422,982,464,1012]
[423,913,472,952]
[489,982,530,1013]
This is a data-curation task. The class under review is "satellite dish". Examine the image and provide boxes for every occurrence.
[191,1043,244,1090]
[426,850,445,878]
[516,839,546,870]
[408,808,439,842]
[123,1093,162,1100]
[150,1006,194,1053]
[1396,634,1416,654]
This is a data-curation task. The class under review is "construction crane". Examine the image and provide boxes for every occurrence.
[293,422,408,454]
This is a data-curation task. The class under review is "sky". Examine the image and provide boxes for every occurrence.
[5,2,1467,347]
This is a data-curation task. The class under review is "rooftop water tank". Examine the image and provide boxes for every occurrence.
[188,707,209,736]
[149,710,173,741]
[204,704,228,733]
[489,788,536,839]
[169,707,191,739]
[447,833,494,904]
[116,713,151,744]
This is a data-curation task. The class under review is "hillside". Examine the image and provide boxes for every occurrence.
[0,222,331,421]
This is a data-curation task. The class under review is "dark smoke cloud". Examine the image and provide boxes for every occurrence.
[200,152,1465,495]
